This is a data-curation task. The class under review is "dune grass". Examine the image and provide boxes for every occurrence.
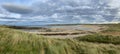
[0,26,120,54]
[100,24,120,36]
[75,34,120,45]
[101,24,120,32]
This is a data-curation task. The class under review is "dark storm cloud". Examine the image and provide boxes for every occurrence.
[2,3,33,14]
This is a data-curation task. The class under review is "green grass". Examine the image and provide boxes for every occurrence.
[0,26,120,54]
[75,34,120,45]
[101,24,120,32]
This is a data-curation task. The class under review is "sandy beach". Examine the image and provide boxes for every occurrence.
[15,25,106,39]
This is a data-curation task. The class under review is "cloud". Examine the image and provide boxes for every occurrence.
[107,0,120,8]
[2,3,33,14]
[0,0,120,25]
[21,0,120,24]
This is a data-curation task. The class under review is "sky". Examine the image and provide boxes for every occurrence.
[0,0,120,26]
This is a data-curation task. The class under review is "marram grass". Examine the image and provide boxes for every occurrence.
[75,34,120,44]
[0,26,120,54]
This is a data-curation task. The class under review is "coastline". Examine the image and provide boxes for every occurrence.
[0,24,107,39]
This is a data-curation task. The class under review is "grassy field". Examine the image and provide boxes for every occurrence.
[75,34,120,45]
[100,24,120,36]
[0,25,120,54]
[101,24,120,32]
